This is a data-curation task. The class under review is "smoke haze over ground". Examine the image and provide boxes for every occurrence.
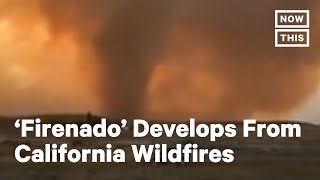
[0,0,320,121]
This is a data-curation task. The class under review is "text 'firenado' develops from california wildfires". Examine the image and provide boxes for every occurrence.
[14,119,301,163]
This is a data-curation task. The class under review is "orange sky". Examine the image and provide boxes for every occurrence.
[0,3,102,115]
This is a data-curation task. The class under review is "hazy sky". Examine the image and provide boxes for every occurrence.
[0,0,320,123]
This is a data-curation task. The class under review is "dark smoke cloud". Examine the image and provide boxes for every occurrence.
[38,0,320,120]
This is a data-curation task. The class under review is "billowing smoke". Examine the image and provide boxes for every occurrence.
[39,0,174,118]
[0,0,320,121]
[151,0,320,120]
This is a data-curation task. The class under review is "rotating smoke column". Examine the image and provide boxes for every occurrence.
[0,0,320,120]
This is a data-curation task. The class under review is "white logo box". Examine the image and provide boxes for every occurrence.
[275,10,310,29]
[275,29,309,48]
